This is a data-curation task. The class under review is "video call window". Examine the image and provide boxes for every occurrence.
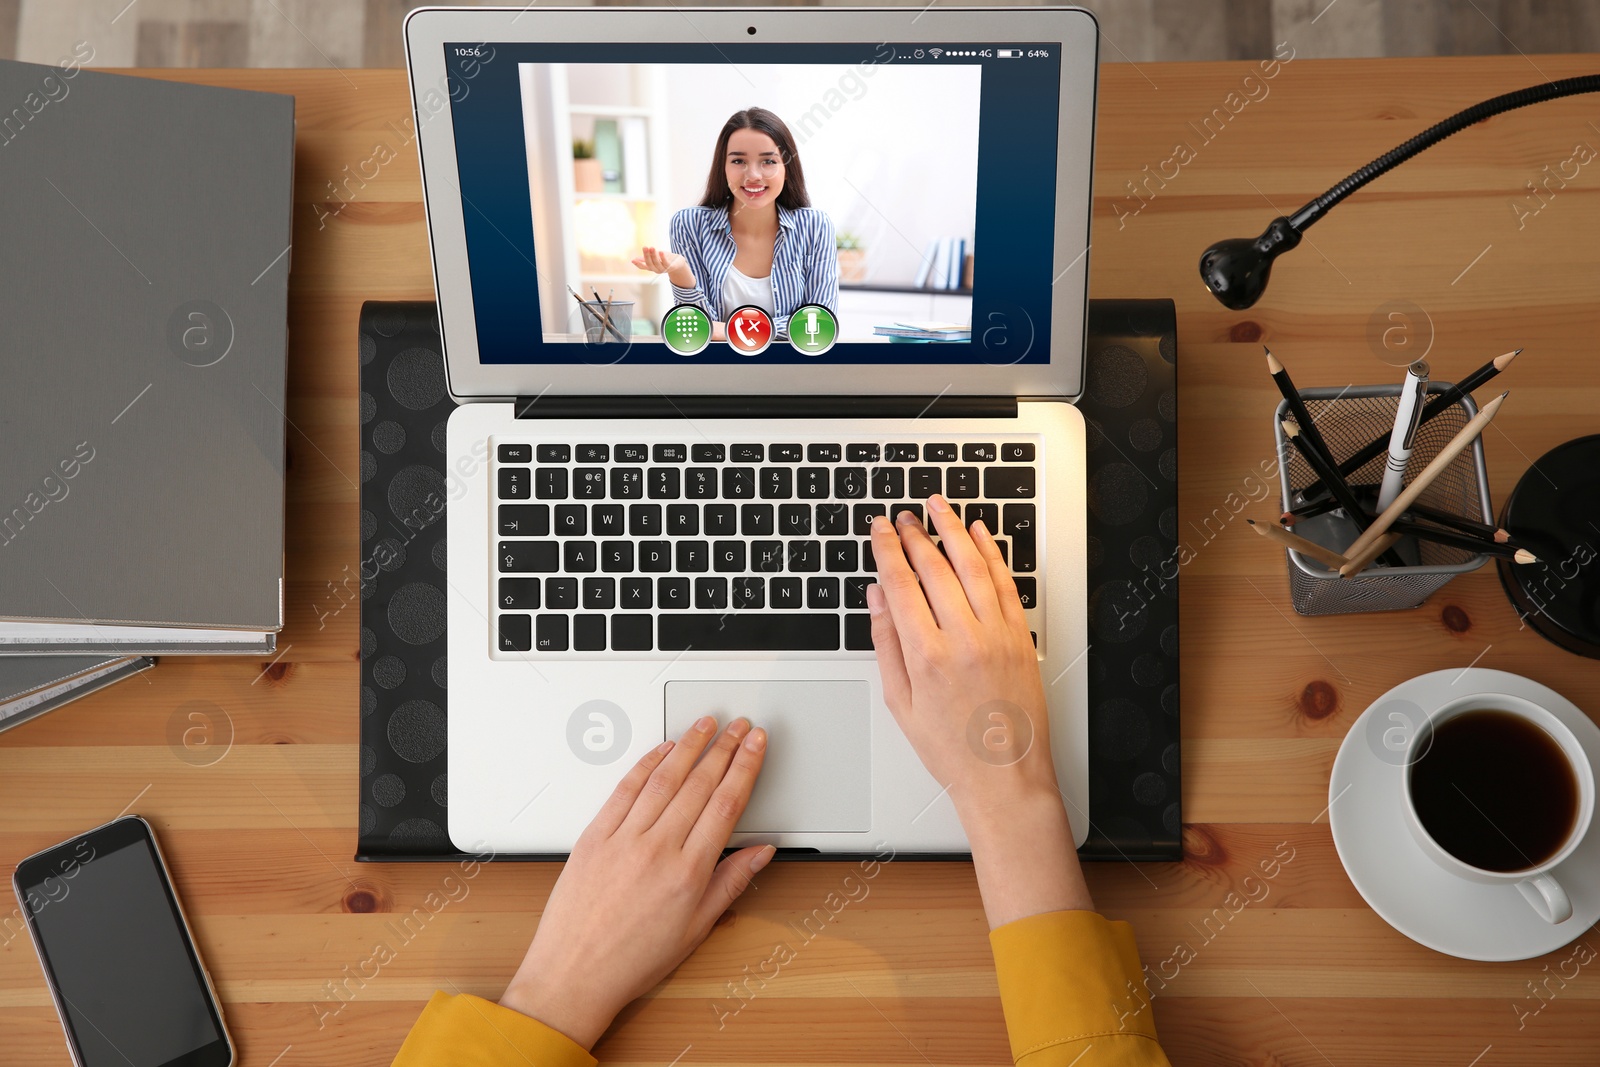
[520,61,981,351]
[446,43,1062,365]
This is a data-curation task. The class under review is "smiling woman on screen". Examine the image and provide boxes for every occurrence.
[633,107,838,341]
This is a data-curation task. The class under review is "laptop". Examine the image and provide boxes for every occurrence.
[404,6,1099,855]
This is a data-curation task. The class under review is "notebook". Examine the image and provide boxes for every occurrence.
[0,656,155,734]
[0,60,293,654]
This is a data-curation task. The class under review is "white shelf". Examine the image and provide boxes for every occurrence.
[533,64,674,333]
[577,272,653,284]
[568,103,656,118]
[568,191,654,202]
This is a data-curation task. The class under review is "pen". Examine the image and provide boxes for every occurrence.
[1375,359,1430,512]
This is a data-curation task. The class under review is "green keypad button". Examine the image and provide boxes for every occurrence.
[662,304,712,356]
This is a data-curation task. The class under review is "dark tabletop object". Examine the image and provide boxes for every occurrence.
[1497,435,1600,659]
[356,300,1181,862]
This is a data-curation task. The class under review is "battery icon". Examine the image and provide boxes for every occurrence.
[996,48,1022,57]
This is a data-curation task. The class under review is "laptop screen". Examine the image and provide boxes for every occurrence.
[443,43,1063,366]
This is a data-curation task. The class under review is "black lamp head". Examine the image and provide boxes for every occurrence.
[1199,216,1303,310]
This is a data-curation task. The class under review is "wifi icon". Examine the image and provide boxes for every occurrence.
[928,47,943,58]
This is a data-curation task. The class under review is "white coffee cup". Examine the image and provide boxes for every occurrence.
[1402,693,1593,924]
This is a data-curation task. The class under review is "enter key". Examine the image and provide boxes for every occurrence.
[1002,503,1036,573]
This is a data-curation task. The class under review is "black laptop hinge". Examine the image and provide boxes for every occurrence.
[513,395,1018,419]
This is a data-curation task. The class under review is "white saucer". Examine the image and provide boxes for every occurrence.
[1329,668,1600,961]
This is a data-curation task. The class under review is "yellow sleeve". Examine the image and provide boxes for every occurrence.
[989,911,1172,1066]
[391,991,599,1067]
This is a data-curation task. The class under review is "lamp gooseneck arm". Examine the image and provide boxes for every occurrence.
[1285,74,1600,234]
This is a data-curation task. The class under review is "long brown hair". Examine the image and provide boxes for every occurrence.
[698,107,810,211]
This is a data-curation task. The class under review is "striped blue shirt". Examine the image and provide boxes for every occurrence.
[668,203,838,336]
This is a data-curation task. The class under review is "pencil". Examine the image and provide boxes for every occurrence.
[591,288,626,343]
[1390,519,1534,561]
[1296,349,1520,505]
[1249,519,1349,569]
[1402,504,1510,543]
[1340,391,1508,564]
[1417,349,1520,426]
[1338,532,1406,579]
[1283,494,1508,542]
[1266,347,1337,471]
[1281,420,1375,532]
[1283,421,1408,567]
[1280,482,1380,524]
[567,285,625,343]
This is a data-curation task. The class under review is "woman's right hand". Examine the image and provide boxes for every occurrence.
[868,496,1094,927]
[632,246,694,289]
[866,497,1056,812]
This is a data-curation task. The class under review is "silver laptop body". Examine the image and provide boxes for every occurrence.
[405,5,1099,855]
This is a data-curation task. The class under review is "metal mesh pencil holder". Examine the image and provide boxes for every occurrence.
[1274,384,1492,616]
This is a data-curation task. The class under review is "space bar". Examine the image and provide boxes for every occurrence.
[658,614,840,651]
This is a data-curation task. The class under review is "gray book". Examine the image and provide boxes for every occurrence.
[0,60,293,654]
[0,655,155,734]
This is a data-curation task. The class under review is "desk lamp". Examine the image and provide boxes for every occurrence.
[1199,74,1600,658]
[1199,75,1600,310]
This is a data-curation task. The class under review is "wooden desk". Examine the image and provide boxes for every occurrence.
[4,55,1599,1065]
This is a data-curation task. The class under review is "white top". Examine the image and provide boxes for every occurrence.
[720,263,774,320]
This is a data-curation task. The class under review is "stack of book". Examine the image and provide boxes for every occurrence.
[912,237,972,290]
[872,321,972,342]
[0,60,293,729]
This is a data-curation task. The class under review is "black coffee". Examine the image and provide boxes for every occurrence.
[1409,710,1579,873]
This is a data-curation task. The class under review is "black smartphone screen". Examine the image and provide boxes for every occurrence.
[14,817,231,1067]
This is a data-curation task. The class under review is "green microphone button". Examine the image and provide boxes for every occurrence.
[789,304,838,356]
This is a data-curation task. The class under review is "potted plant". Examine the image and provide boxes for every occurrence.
[572,139,603,193]
[836,231,867,283]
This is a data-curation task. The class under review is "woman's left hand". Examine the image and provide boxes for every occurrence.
[499,717,773,1049]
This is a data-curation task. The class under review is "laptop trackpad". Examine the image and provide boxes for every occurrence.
[664,680,871,833]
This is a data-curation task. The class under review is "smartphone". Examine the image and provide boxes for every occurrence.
[12,815,234,1067]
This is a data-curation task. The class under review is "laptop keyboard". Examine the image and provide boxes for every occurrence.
[491,438,1041,654]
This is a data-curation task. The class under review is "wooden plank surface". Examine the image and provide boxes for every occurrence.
[4,55,1600,1065]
